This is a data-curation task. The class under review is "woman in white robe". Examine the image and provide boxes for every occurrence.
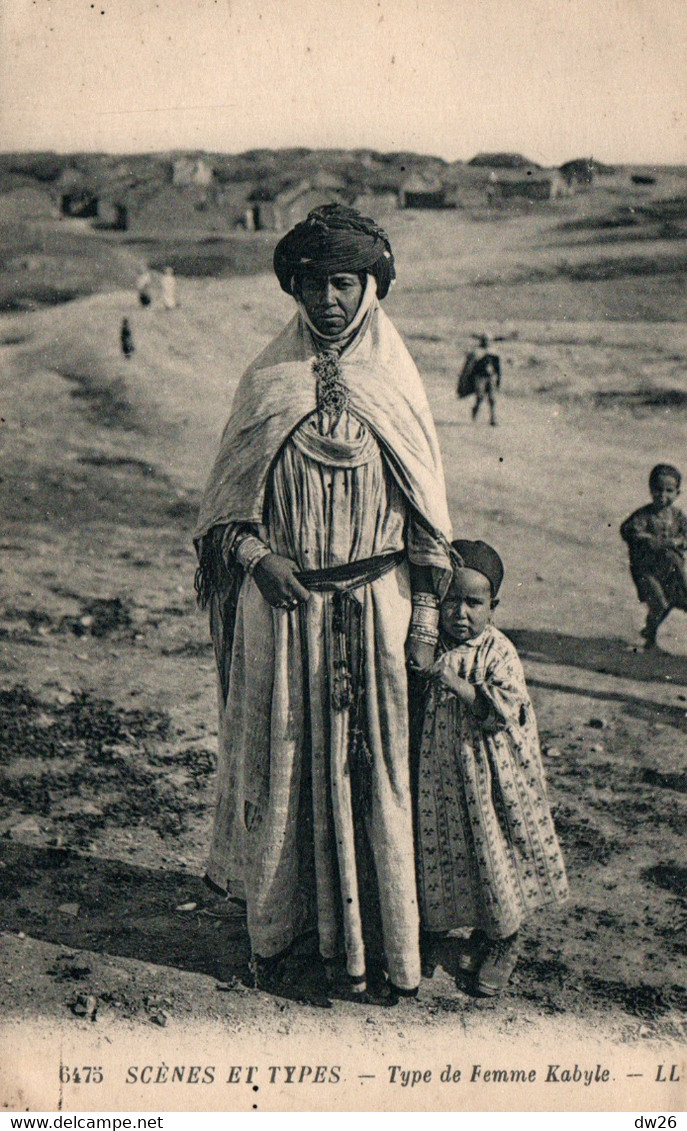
[195,205,453,996]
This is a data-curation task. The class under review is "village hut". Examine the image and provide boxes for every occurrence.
[0,186,58,222]
[489,167,554,202]
[442,162,493,209]
[171,156,214,188]
[248,174,348,231]
[96,199,129,230]
[559,158,595,190]
[60,190,99,219]
[126,183,238,234]
[398,172,446,209]
[351,190,398,215]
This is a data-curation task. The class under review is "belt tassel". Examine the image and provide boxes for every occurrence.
[331,590,354,711]
[330,590,373,811]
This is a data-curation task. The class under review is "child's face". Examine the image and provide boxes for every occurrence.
[440,568,494,644]
[650,474,680,511]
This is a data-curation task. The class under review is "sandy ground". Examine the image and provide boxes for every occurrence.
[0,200,685,1111]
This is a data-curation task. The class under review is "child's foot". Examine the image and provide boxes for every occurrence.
[456,929,489,974]
[475,932,520,997]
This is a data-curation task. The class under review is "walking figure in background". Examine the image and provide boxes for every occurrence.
[136,269,152,307]
[162,266,177,310]
[620,463,687,650]
[457,334,501,426]
[120,317,134,359]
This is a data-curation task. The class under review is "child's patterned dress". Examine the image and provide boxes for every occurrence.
[417,625,569,938]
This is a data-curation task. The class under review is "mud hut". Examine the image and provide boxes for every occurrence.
[248,175,347,231]
[398,173,445,209]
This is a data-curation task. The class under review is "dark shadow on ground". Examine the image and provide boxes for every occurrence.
[525,677,686,730]
[0,841,249,981]
[0,843,372,1009]
[507,628,687,687]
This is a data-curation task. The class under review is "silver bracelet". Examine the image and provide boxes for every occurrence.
[412,592,440,609]
[235,535,271,574]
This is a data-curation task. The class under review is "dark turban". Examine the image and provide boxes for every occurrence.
[450,539,504,597]
[273,203,396,300]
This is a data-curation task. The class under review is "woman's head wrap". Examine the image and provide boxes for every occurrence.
[449,539,504,598]
[273,203,396,300]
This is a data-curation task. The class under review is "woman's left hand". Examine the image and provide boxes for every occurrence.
[406,636,436,673]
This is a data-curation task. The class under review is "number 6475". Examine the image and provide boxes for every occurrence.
[59,1066,104,1084]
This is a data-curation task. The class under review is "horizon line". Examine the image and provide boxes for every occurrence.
[1,146,685,169]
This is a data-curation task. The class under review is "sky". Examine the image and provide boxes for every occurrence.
[1,0,685,165]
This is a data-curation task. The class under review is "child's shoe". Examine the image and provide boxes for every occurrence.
[475,932,520,997]
[456,929,489,974]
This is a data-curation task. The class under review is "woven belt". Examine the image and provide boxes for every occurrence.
[295,549,405,593]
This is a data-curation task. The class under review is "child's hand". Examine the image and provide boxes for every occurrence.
[431,656,475,705]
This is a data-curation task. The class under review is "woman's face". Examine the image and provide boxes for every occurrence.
[297,271,364,335]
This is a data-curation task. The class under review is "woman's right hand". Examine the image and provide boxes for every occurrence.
[252,553,311,610]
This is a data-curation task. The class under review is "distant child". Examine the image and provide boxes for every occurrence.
[120,317,134,359]
[457,334,501,427]
[416,540,569,997]
[620,463,687,649]
[161,266,177,310]
[136,269,152,307]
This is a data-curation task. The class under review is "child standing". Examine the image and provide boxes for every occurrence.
[120,317,134,359]
[416,540,569,996]
[620,463,687,650]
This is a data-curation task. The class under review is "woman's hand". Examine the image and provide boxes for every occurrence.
[406,636,437,674]
[253,553,311,610]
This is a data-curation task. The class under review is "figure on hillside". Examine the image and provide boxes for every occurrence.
[136,269,152,307]
[120,317,134,359]
[194,204,453,1002]
[620,463,687,650]
[457,334,501,426]
[161,266,177,310]
[415,540,569,996]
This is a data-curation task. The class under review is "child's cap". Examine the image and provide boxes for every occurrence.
[450,539,504,597]
[649,463,681,490]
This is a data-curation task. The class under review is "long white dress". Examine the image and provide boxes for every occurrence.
[196,295,453,991]
[207,408,435,989]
